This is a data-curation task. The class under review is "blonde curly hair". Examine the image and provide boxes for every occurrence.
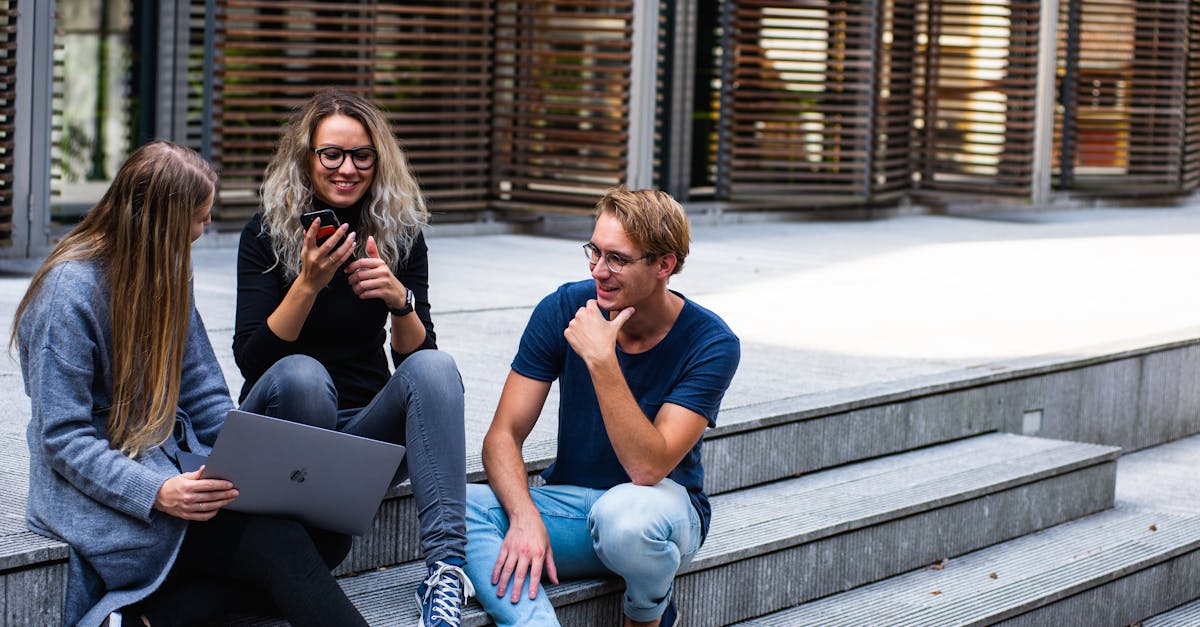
[259,90,427,280]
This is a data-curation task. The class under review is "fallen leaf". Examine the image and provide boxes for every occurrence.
[989,572,998,579]
[930,590,942,595]
[1149,524,1158,532]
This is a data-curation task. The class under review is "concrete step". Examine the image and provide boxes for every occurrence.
[344,382,1025,576]
[0,373,1009,586]
[231,432,1118,626]
[0,389,1084,621]
[0,528,66,625]
[7,333,1174,615]
[1114,431,1200,517]
[1144,599,1200,626]
[0,432,68,625]
[342,389,1011,575]
[737,507,1200,626]
[1113,434,1200,627]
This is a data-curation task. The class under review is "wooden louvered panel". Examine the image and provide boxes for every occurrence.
[373,2,493,213]
[213,2,366,216]
[914,0,1041,195]
[1183,3,1200,189]
[725,0,878,199]
[212,1,492,220]
[1126,1,1187,187]
[0,3,14,244]
[1056,0,1189,192]
[155,0,1200,224]
[1051,0,1080,187]
[490,0,633,213]
[186,2,209,154]
[873,0,919,194]
[488,1,631,209]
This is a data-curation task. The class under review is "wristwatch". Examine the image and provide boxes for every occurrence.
[389,288,415,317]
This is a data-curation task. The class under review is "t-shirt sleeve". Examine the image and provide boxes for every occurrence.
[511,288,570,383]
[664,331,740,428]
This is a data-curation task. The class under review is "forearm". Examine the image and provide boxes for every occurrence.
[41,419,170,521]
[481,429,542,523]
[389,307,427,354]
[481,374,560,598]
[266,276,320,341]
[588,358,673,484]
[27,343,168,520]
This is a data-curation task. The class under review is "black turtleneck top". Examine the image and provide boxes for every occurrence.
[232,199,437,409]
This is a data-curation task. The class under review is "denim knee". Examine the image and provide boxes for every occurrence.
[589,486,655,566]
[241,355,337,427]
[588,482,695,577]
[266,355,335,403]
[396,349,462,393]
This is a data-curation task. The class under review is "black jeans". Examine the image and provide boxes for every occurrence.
[134,511,366,627]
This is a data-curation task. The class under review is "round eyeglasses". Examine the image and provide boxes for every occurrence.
[583,242,653,274]
[312,146,378,170]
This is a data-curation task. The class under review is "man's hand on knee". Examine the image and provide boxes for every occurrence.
[492,517,559,603]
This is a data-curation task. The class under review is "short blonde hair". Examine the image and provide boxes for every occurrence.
[594,186,690,275]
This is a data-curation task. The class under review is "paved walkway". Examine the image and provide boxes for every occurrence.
[3,205,1200,460]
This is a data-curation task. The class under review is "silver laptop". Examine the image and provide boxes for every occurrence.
[179,409,406,535]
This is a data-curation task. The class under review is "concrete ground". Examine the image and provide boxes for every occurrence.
[3,204,1200,464]
[1116,432,1200,515]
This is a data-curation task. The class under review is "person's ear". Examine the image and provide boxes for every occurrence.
[656,253,677,278]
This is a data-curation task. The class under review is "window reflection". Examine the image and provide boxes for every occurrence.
[52,0,132,221]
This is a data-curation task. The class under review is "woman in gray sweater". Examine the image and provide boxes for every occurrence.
[13,141,366,626]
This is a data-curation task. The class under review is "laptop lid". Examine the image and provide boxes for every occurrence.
[192,409,406,535]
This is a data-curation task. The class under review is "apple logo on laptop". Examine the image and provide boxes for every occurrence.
[290,468,308,483]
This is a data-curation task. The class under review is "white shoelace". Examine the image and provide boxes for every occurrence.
[420,562,476,626]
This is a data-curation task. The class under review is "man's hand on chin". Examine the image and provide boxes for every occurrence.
[564,299,634,365]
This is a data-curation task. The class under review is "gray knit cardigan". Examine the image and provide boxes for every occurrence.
[18,260,234,626]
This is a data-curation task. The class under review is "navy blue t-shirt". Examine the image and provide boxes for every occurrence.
[512,280,740,540]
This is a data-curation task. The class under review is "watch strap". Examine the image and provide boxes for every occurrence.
[389,288,415,317]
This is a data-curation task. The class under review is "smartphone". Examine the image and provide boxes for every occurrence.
[300,209,340,241]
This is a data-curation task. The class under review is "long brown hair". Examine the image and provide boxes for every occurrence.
[259,89,427,281]
[12,141,217,457]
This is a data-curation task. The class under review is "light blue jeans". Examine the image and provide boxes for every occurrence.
[240,352,467,566]
[464,479,702,626]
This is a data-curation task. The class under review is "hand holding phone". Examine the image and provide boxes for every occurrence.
[300,209,340,242]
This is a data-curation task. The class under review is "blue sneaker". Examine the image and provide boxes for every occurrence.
[416,561,475,627]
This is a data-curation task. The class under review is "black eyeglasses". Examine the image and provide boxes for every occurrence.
[312,146,378,170]
[583,242,653,274]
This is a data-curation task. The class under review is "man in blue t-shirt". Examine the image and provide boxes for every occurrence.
[464,187,740,627]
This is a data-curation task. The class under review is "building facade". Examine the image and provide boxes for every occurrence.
[3,0,1199,257]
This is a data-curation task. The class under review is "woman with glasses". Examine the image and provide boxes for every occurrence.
[233,90,471,627]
